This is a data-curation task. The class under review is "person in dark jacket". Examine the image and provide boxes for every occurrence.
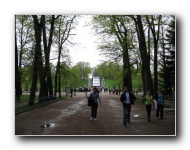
[154,88,165,121]
[88,87,101,121]
[120,87,136,126]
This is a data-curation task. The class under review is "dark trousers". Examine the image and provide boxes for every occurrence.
[123,104,131,123]
[91,103,98,118]
[156,104,164,119]
[146,105,152,120]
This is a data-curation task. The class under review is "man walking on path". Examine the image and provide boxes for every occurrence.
[120,87,136,126]
[155,88,165,121]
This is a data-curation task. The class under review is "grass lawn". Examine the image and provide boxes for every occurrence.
[15,95,67,114]
[104,78,142,90]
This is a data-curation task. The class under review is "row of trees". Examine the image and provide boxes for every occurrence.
[92,15,175,95]
[15,15,92,105]
[93,61,142,90]
[15,15,175,106]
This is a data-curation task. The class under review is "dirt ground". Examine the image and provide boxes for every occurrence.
[15,92,175,136]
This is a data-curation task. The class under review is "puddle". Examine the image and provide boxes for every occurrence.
[45,99,86,125]
[40,122,56,128]
[164,108,175,115]
[109,99,120,108]
[60,100,86,116]
[134,115,140,117]
[38,99,86,131]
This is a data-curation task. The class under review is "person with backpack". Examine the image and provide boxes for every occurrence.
[155,88,165,121]
[88,87,101,121]
[120,87,136,126]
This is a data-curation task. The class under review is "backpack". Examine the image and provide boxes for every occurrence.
[87,96,94,106]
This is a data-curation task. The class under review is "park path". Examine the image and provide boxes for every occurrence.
[15,92,175,136]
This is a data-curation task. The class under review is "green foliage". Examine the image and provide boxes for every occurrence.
[64,61,91,88]
[93,61,122,79]
[104,77,142,91]
[15,96,67,114]
[158,16,175,94]
[76,79,88,88]
[74,61,91,80]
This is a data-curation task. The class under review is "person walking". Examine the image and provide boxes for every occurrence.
[120,87,136,126]
[84,87,88,98]
[88,87,101,121]
[109,88,111,95]
[70,88,73,97]
[144,90,153,122]
[155,88,164,121]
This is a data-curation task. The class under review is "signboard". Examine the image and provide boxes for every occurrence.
[65,87,70,96]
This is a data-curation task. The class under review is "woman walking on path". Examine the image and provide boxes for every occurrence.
[144,90,154,122]
[88,87,101,121]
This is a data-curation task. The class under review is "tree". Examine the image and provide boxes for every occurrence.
[92,15,137,92]
[159,16,175,94]
[75,61,91,80]
[40,15,60,100]
[15,16,20,102]
[111,16,132,92]
[54,15,76,98]
[28,15,43,105]
[131,15,154,95]
[93,61,123,87]
[16,15,33,95]
[146,15,162,93]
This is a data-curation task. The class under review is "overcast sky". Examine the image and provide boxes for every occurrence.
[69,15,105,68]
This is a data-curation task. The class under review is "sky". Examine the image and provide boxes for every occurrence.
[0,0,189,149]
[69,15,105,68]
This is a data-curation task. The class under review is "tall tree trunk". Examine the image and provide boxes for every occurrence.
[153,39,158,93]
[54,64,58,98]
[58,65,61,98]
[42,15,55,98]
[147,27,151,67]
[122,46,129,89]
[38,64,48,104]
[146,15,161,94]
[18,17,25,96]
[111,17,133,92]
[54,60,61,98]
[15,16,21,102]
[131,16,147,95]
[122,43,132,92]
[136,15,153,94]
[161,25,167,90]
[141,63,146,95]
[29,15,43,106]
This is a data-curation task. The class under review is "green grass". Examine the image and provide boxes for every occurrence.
[104,77,142,90]
[104,79,118,88]
[15,96,67,114]
[76,79,88,88]
[20,95,38,102]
